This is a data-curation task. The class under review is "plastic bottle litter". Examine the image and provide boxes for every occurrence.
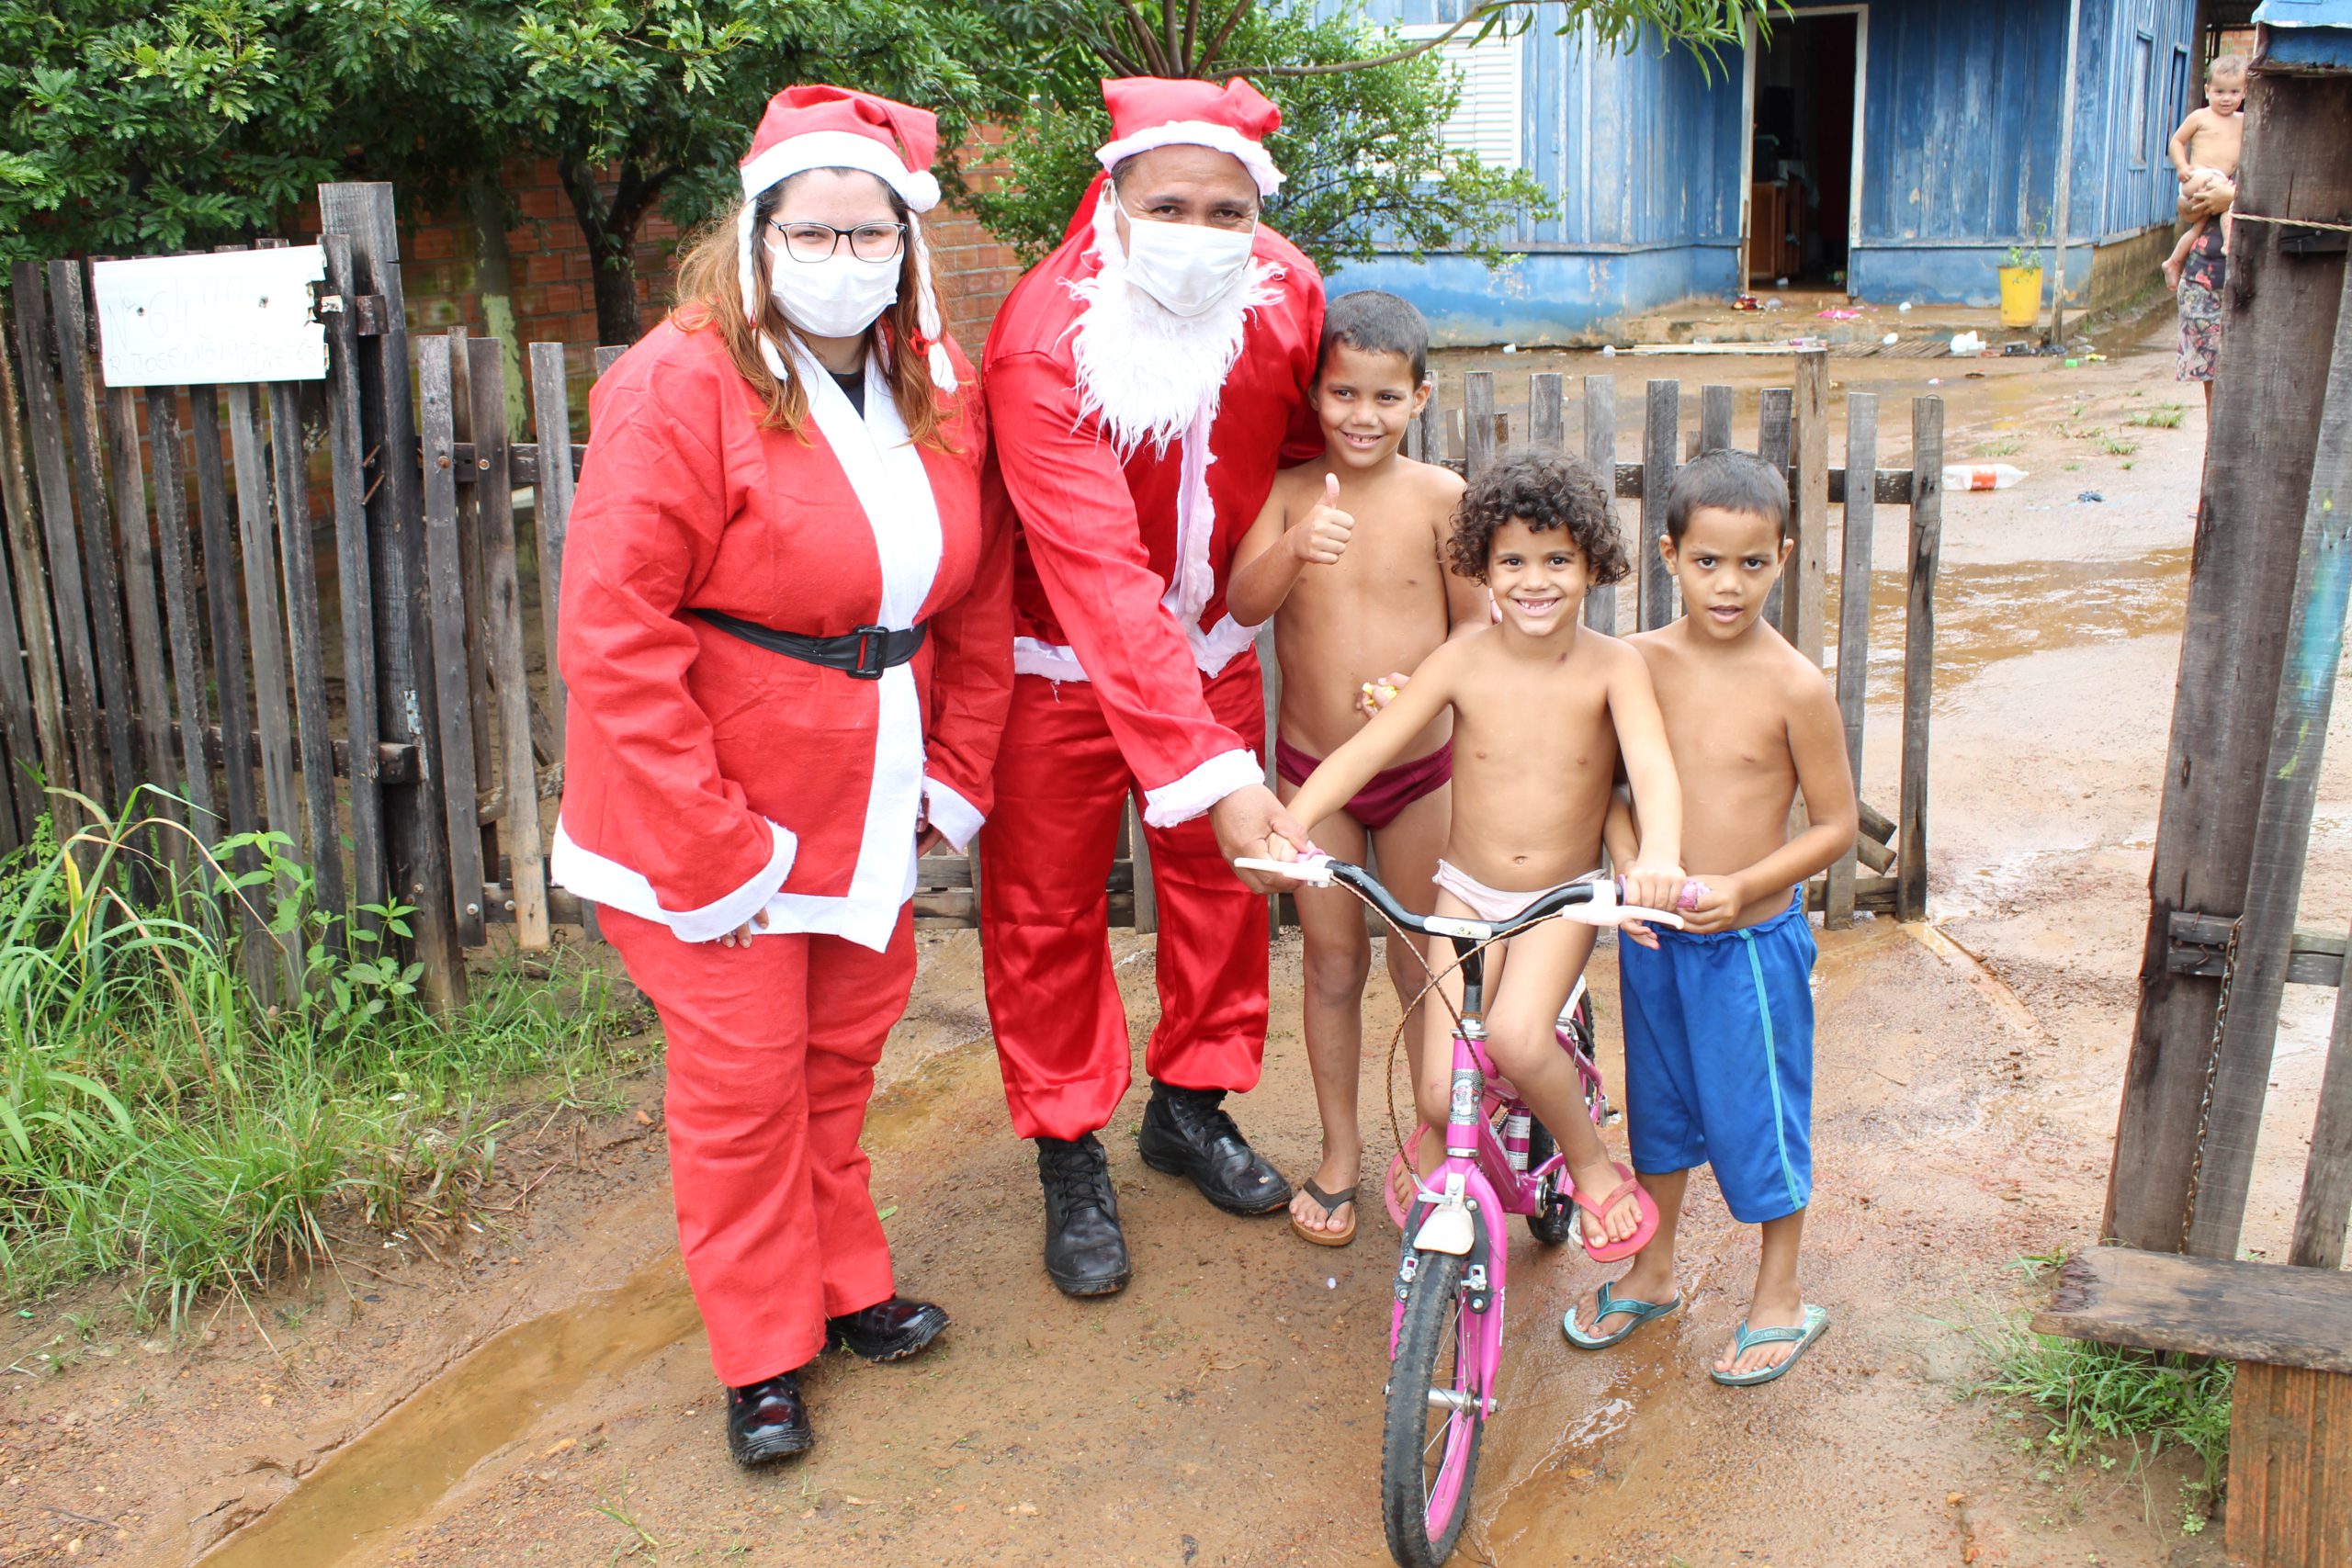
[1501,343,1519,354]
[1898,300,1913,313]
[1881,332,1899,345]
[1949,331,1986,355]
[1940,463,2027,491]
[1600,344,1617,357]
[1759,297,1784,310]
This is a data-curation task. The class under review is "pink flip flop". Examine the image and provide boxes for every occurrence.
[1568,1163,1660,1263]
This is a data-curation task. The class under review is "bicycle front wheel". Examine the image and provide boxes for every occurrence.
[1381,1247,1486,1567]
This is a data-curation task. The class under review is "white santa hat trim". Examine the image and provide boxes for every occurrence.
[1095,120,1283,197]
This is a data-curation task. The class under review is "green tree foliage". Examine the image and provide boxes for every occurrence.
[966,4,1553,273]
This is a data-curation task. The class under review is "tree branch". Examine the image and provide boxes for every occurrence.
[1163,0,1181,73]
[1111,0,1170,74]
[1182,0,1203,73]
[1196,0,1253,73]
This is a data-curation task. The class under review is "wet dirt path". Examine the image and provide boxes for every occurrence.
[13,312,2341,1567]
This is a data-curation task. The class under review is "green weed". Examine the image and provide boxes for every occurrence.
[2098,434,2141,457]
[0,791,638,1324]
[2127,403,2187,429]
[1978,435,2025,457]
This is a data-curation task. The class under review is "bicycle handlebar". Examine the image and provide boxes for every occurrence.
[1233,856,1686,943]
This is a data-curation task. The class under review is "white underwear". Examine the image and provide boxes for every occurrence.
[1431,860,1602,924]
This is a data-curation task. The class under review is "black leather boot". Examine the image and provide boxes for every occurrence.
[725,1371,813,1467]
[1035,1133,1131,1297]
[1137,1080,1292,1215]
[826,1297,949,1362]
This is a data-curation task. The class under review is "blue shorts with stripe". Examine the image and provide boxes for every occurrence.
[1618,889,1815,1224]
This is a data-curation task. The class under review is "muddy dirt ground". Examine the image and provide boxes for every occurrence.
[6,308,2347,1568]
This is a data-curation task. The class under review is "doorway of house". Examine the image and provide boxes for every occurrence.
[1747,7,1863,293]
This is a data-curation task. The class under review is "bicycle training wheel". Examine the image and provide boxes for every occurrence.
[1381,1247,1485,1568]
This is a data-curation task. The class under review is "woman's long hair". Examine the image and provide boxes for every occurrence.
[670,171,957,448]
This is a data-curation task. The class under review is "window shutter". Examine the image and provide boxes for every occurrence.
[1398,25,1524,171]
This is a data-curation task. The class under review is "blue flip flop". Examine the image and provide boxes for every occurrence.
[1709,1304,1830,1386]
[1561,1280,1680,1350]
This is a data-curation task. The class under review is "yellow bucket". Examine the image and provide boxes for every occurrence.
[1997,265,2043,328]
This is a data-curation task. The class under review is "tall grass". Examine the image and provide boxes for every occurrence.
[0,793,641,1325]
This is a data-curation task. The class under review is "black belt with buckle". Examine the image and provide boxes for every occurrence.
[691,608,926,680]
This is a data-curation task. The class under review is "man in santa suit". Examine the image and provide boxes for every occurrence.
[979,76,1321,1296]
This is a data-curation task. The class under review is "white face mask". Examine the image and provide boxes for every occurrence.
[1118,211,1257,318]
[768,249,899,339]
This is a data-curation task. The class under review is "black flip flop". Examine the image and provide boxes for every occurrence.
[1289,1179,1358,1247]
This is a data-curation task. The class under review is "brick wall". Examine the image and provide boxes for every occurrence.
[385,145,1025,362]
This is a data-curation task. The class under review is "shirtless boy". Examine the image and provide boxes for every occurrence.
[2162,54,2245,290]
[1564,450,1856,1387]
[1229,291,1487,1247]
[1261,450,1685,1256]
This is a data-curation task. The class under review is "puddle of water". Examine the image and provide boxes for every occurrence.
[201,1250,700,1568]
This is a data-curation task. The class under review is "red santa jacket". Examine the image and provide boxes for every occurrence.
[552,321,1011,950]
[982,185,1323,827]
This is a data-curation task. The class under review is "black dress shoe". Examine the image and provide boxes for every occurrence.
[827,1297,949,1362]
[725,1371,813,1467]
[1137,1081,1293,1215]
[1036,1133,1131,1297]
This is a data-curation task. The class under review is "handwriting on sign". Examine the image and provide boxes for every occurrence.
[91,247,331,387]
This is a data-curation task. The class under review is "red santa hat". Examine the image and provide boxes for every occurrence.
[735,85,956,391]
[1094,76,1284,197]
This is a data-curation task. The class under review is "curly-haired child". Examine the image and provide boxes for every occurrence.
[1262,449,1685,1258]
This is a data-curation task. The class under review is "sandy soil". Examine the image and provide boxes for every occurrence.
[6,309,2345,1568]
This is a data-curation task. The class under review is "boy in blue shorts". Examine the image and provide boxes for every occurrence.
[1568,449,1858,1386]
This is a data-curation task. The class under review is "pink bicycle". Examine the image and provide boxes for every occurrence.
[1237,855,1679,1568]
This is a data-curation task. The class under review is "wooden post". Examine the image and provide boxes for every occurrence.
[1639,380,1678,630]
[2183,252,2352,1262]
[10,264,107,800]
[1784,349,1830,665]
[320,234,388,934]
[188,384,271,1000]
[1416,380,1442,469]
[143,392,216,839]
[1464,371,1497,479]
[1758,386,1794,630]
[468,339,548,950]
[2291,923,2352,1270]
[1529,372,1564,452]
[2103,66,2352,1253]
[0,296,69,804]
[267,381,347,943]
[100,388,174,822]
[416,339,488,949]
[1826,392,1878,930]
[1898,398,1942,924]
[45,261,139,802]
[225,384,304,998]
[1583,376,1617,633]
[446,328,497,887]
[1700,383,1734,453]
[320,182,464,1007]
[527,344,577,753]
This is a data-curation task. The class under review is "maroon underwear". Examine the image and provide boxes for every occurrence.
[1273,736,1453,831]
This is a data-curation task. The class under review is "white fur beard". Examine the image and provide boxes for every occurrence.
[1065,202,1280,458]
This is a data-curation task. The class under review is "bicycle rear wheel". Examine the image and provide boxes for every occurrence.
[1381,1248,1485,1567]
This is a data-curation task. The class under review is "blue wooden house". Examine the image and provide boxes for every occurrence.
[1326,0,2204,343]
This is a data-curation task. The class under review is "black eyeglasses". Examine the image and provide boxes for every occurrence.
[768,220,907,264]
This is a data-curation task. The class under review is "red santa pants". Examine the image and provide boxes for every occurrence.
[978,660,1271,1141]
[600,904,913,1387]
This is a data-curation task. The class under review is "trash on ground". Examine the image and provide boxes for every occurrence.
[2076,490,2105,503]
[1949,331,1986,355]
[1733,294,1760,311]
[1816,307,1862,320]
[1881,333,1899,345]
[1940,463,2027,491]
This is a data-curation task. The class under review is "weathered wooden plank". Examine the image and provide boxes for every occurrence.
[187,384,269,998]
[2227,1361,2352,1568]
[445,327,494,875]
[225,384,303,998]
[141,391,215,835]
[1898,399,1941,925]
[1784,349,1829,665]
[0,333,49,841]
[322,182,463,1008]
[0,295,68,805]
[1826,393,1877,930]
[267,381,347,942]
[2104,81,2352,1254]
[1700,383,1734,454]
[2166,913,2347,987]
[9,263,107,798]
[1801,875,1896,915]
[1415,381,1442,469]
[468,339,548,950]
[2188,255,2352,1261]
[1758,386,1793,630]
[1463,371,1496,481]
[1854,830,1894,874]
[46,261,139,801]
[200,726,412,781]
[319,234,387,931]
[1528,372,1563,453]
[416,338,487,948]
[1639,380,1677,630]
[1859,795,1895,845]
[1582,376,1617,634]
[2290,926,2352,1270]
[526,344,576,754]
[101,386,175,825]
[2030,1246,2352,1374]
[594,344,628,379]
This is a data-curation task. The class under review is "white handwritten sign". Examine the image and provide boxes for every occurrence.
[92,247,329,387]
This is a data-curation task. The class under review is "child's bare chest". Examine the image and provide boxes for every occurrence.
[1299,513,1442,612]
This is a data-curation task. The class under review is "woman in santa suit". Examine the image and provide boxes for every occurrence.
[549,85,1012,1467]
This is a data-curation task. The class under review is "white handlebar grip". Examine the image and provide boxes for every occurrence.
[1234,856,1333,886]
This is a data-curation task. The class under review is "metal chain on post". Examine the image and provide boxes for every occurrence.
[2179,916,2243,1250]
